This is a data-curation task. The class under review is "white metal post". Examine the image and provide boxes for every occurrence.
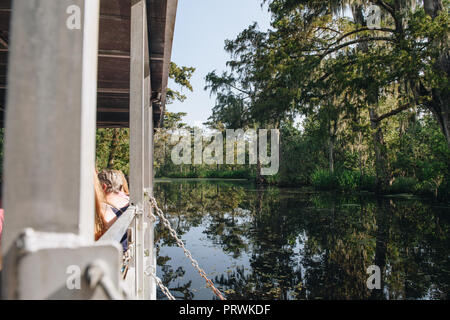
[142,2,156,299]
[144,73,156,300]
[3,0,100,254]
[130,0,152,300]
[1,0,123,300]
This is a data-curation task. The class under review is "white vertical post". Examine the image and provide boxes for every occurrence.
[143,65,156,300]
[2,0,101,299]
[2,0,100,253]
[142,5,156,297]
[130,0,149,300]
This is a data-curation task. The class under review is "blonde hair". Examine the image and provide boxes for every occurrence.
[98,169,123,194]
[114,170,129,195]
[94,172,107,241]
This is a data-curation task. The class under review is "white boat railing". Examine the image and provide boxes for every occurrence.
[99,206,137,243]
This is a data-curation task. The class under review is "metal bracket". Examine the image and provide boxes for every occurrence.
[136,209,144,217]
[86,260,125,300]
[2,229,125,300]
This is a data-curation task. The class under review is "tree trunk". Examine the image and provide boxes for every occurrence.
[256,158,263,184]
[370,108,390,194]
[429,92,450,148]
[329,137,335,173]
[107,128,120,168]
[328,117,337,174]
[358,131,365,186]
[423,0,443,18]
[423,0,450,147]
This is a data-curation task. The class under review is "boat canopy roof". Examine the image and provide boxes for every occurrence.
[0,0,177,128]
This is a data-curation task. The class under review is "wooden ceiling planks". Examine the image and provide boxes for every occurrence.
[147,0,177,128]
[97,0,178,128]
[0,0,177,128]
[97,0,131,127]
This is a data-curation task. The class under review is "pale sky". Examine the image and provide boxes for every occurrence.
[167,0,272,127]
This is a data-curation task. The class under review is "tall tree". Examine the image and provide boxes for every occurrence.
[263,0,449,145]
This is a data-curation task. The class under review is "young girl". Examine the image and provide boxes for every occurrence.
[94,172,117,241]
[98,170,130,250]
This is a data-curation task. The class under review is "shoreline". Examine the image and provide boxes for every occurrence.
[154,177,450,204]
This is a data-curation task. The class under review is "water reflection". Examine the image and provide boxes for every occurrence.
[154,179,450,300]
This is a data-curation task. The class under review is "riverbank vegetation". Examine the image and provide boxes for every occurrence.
[201,0,450,201]
[94,1,449,202]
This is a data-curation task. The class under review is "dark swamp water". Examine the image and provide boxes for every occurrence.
[154,179,450,300]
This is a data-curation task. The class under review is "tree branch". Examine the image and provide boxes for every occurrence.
[374,0,402,32]
[374,103,412,123]
[375,0,395,16]
[329,27,396,48]
[321,37,395,59]
[226,83,252,97]
[318,26,341,34]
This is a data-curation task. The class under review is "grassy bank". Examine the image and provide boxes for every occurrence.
[159,168,449,202]
[308,169,450,202]
[156,168,255,180]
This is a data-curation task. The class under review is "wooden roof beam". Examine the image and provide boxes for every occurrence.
[98,49,130,59]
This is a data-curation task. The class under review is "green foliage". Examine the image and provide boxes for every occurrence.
[336,170,361,193]
[204,169,254,179]
[277,121,328,185]
[163,111,188,129]
[360,175,377,193]
[161,168,254,180]
[311,169,337,191]
[165,171,200,179]
[95,61,195,176]
[96,128,130,175]
[415,180,437,198]
[311,169,378,193]
[202,1,449,201]
[437,180,450,202]
[389,177,419,194]
[166,62,195,104]
[92,3,450,204]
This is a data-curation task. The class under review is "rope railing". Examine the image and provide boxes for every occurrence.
[144,192,227,301]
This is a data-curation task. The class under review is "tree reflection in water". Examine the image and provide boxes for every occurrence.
[154,179,450,300]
